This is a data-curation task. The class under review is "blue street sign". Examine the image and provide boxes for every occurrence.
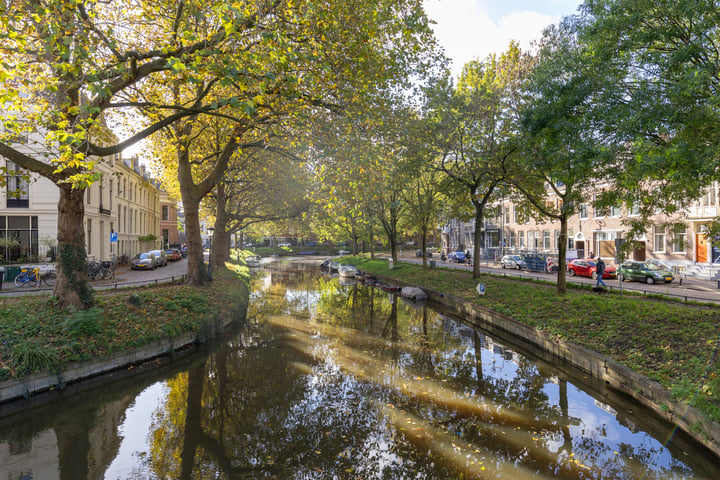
[110,232,118,243]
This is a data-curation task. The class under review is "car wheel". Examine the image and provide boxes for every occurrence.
[516,265,521,270]
[645,276,655,285]
[618,273,625,282]
[568,269,575,276]
[501,263,506,269]
[591,272,598,280]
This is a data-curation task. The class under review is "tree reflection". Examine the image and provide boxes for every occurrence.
[140,267,705,479]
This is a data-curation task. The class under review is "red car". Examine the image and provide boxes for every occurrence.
[567,259,617,279]
[164,248,182,261]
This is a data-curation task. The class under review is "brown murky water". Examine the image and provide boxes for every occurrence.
[0,261,717,479]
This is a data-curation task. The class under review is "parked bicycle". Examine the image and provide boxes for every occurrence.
[87,259,115,280]
[14,267,56,287]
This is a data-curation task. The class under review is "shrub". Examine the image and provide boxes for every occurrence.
[11,341,60,376]
[62,307,103,338]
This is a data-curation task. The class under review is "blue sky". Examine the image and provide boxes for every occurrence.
[423,0,584,77]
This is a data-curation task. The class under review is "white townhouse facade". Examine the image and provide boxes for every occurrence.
[441,182,720,267]
[0,154,162,264]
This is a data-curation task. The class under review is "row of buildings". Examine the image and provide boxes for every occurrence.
[1,154,180,264]
[441,183,720,267]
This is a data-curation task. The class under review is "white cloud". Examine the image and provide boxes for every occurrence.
[424,0,557,78]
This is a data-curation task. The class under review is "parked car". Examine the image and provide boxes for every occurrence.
[149,249,168,266]
[165,248,182,261]
[131,252,157,270]
[447,251,466,263]
[415,249,432,257]
[278,242,292,247]
[181,245,188,258]
[500,254,526,270]
[618,261,674,284]
[567,258,617,279]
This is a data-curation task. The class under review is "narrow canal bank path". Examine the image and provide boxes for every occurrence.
[345,256,720,452]
[0,265,250,400]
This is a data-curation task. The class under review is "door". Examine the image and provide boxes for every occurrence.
[633,242,646,261]
[697,234,708,263]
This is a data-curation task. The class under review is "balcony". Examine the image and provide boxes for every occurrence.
[99,205,111,215]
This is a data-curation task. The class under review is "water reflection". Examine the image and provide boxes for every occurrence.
[0,262,717,479]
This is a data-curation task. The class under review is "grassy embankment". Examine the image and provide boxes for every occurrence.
[0,263,250,383]
[346,255,720,426]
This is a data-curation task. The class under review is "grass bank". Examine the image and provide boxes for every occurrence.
[0,264,250,383]
[347,256,720,425]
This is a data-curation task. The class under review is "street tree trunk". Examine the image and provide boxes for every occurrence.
[557,216,569,295]
[55,184,93,309]
[182,200,211,286]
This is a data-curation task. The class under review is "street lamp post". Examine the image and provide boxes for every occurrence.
[207,227,214,282]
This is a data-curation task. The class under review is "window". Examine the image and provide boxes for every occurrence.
[87,219,92,255]
[627,202,640,216]
[162,205,169,221]
[503,207,510,224]
[578,203,588,219]
[5,161,29,208]
[543,231,551,250]
[0,215,38,262]
[567,229,575,250]
[653,225,666,253]
[672,225,687,253]
[527,231,539,250]
[610,204,621,217]
[518,231,525,248]
[507,231,515,248]
[554,230,561,250]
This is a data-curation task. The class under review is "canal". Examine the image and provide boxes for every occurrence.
[0,260,718,479]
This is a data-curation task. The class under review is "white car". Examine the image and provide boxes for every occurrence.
[278,242,292,247]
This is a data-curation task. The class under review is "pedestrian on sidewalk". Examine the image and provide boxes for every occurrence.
[595,257,607,289]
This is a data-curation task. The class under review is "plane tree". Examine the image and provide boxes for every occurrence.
[141,0,440,284]
[510,18,621,294]
[208,147,311,268]
[579,0,720,232]
[426,43,532,278]
[0,0,269,307]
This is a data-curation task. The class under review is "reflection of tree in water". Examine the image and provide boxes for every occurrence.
[146,269,699,479]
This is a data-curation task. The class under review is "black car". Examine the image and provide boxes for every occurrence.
[415,249,432,257]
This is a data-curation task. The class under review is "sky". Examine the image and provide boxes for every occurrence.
[423,0,584,78]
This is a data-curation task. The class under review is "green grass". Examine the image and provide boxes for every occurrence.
[0,267,249,380]
[345,255,720,424]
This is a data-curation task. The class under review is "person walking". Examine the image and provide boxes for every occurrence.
[595,257,607,288]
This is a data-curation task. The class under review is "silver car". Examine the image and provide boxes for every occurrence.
[500,254,526,270]
[131,252,157,270]
[149,249,168,266]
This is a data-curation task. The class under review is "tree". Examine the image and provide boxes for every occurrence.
[427,43,532,278]
[579,0,720,229]
[209,147,311,269]
[0,0,264,307]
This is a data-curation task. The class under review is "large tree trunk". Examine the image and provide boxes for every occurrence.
[211,226,231,270]
[472,207,484,279]
[55,184,93,309]
[212,182,232,269]
[183,200,210,285]
[556,216,568,295]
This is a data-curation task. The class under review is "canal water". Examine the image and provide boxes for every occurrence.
[0,261,718,479]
